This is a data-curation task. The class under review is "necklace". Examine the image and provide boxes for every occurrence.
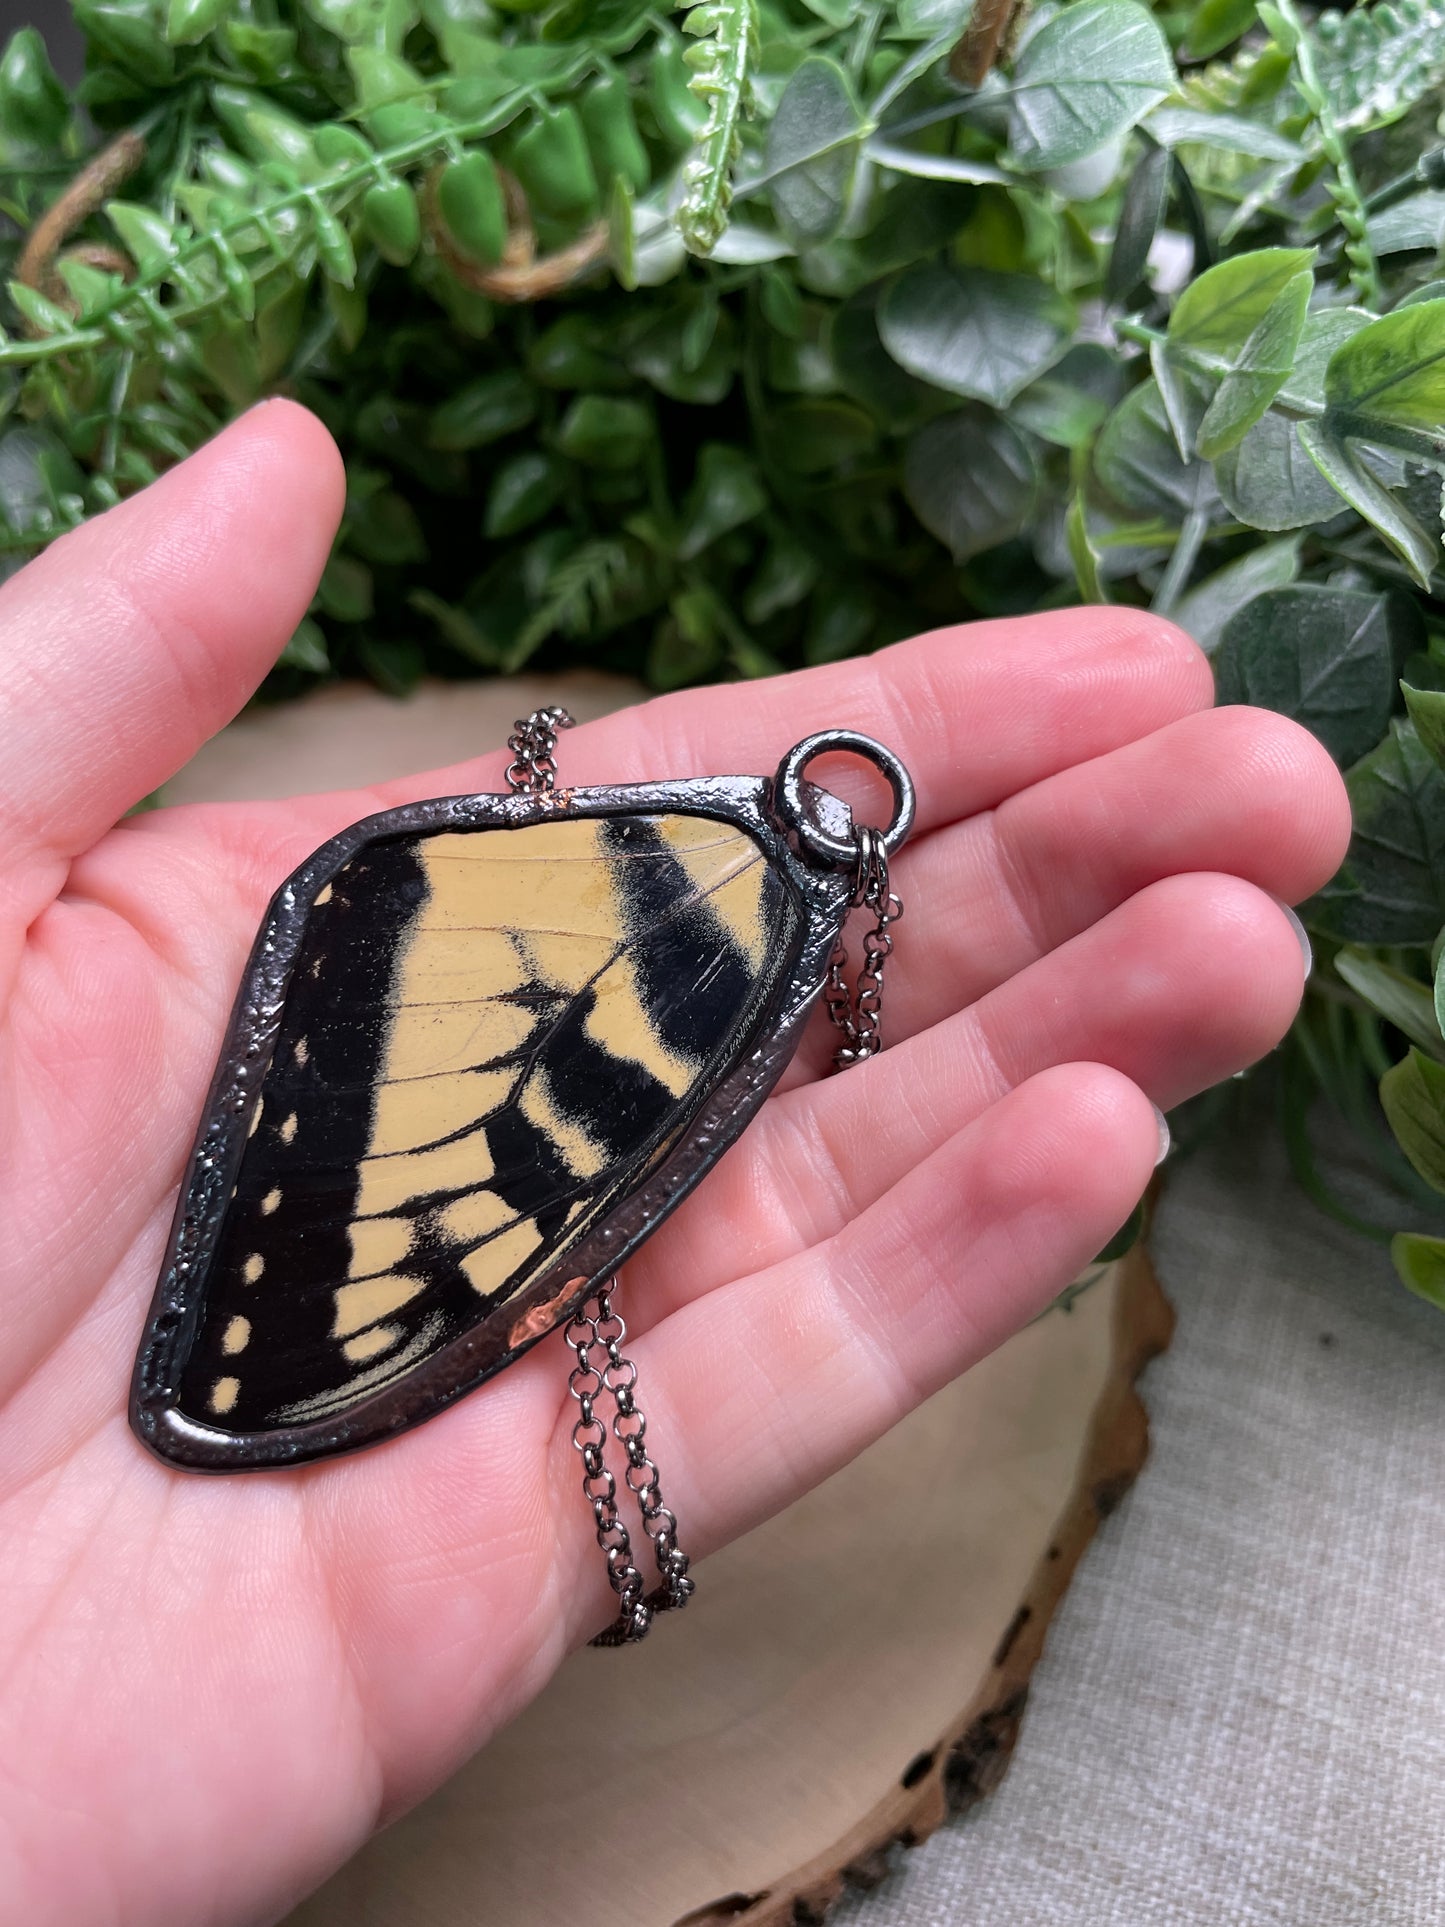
[131,709,912,1641]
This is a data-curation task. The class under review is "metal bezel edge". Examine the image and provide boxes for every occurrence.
[129,775,853,1471]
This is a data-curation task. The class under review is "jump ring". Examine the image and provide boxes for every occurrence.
[773,730,915,870]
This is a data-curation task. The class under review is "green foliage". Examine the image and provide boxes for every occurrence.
[11,1,1445,1293]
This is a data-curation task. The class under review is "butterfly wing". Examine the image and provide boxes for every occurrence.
[151,807,805,1456]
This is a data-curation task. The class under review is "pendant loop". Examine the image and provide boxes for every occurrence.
[773,730,916,870]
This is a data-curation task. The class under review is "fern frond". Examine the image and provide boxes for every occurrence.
[511,537,660,665]
[1313,0,1445,135]
[1176,40,1287,118]
[1274,0,1381,303]
[674,0,759,258]
[0,96,533,374]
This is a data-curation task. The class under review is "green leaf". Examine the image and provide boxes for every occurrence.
[484,452,565,537]
[359,635,424,696]
[1155,248,1315,459]
[346,484,426,565]
[555,394,654,469]
[1380,1047,1445,1192]
[878,265,1073,408]
[805,579,873,664]
[106,200,183,271]
[1334,949,1445,1059]
[1106,141,1170,305]
[677,443,768,559]
[428,370,535,451]
[73,0,176,84]
[902,408,1040,561]
[769,398,876,473]
[1322,298,1445,440]
[762,55,870,249]
[1307,721,1445,944]
[1006,0,1176,174]
[1011,378,1110,449]
[1403,681,1445,771]
[1369,190,1445,257]
[1181,0,1257,62]
[1275,305,1376,413]
[1212,584,1402,765]
[1095,378,1221,520]
[1170,537,1300,653]
[1390,1232,1445,1311]
[315,553,373,624]
[278,613,330,673]
[1214,413,1348,531]
[304,0,417,50]
[410,587,503,668]
[1066,490,1105,600]
[1146,107,1302,159]
[166,0,231,44]
[7,282,71,337]
[0,27,71,148]
[1297,420,1440,589]
[865,139,1010,186]
[1211,307,1371,530]
[743,534,818,624]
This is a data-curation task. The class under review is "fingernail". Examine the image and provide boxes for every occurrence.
[1151,1103,1171,1167]
[1271,895,1313,981]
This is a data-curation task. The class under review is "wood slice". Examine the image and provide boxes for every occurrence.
[286,1247,1169,1927]
[172,680,1172,1927]
[163,670,643,806]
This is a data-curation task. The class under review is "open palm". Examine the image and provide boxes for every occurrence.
[0,403,1348,1926]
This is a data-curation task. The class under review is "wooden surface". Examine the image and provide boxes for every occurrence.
[172,680,1172,1927]
[285,1247,1169,1927]
[163,671,642,806]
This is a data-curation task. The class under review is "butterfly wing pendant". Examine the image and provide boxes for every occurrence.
[131,770,866,1470]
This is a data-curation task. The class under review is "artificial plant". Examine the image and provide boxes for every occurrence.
[7,0,1445,1288]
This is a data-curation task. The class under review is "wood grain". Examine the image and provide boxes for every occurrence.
[289,1246,1171,1927]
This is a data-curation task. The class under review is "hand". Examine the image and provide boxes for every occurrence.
[0,403,1349,1926]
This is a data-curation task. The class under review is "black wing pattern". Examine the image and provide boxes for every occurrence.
[174,811,797,1433]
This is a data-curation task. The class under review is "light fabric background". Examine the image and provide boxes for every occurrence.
[837,1118,1445,1926]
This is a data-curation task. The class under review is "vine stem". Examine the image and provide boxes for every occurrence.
[0,87,552,369]
[15,130,146,313]
[1273,0,1381,305]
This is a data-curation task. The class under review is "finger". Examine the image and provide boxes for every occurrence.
[559,1061,1160,1639]
[67,603,1214,1022]
[785,701,1348,1075]
[303,606,1212,849]
[627,870,1306,1321]
[391,605,1211,826]
[0,400,344,893]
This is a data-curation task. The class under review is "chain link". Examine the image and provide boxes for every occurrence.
[504,704,574,795]
[566,1278,695,1647]
[823,825,904,1070]
[505,710,903,1643]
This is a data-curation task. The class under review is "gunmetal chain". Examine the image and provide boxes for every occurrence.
[504,704,574,795]
[505,709,693,1647]
[824,825,904,1070]
[566,1279,695,1647]
[506,710,903,1643]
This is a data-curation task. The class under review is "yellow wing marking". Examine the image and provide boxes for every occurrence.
[355,1120,493,1219]
[332,1271,424,1339]
[520,1066,608,1179]
[346,1215,413,1280]
[343,1324,403,1364]
[437,1187,519,1247]
[461,1218,543,1298]
[656,817,771,971]
[277,1313,447,1423]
